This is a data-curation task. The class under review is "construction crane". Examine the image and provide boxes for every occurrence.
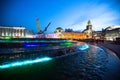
[36,17,51,34]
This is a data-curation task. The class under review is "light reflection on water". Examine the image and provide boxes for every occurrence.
[0,41,120,80]
[0,39,69,43]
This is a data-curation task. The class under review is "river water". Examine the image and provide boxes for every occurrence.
[0,42,120,80]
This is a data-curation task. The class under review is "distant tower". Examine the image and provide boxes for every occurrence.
[86,20,92,30]
[83,20,93,39]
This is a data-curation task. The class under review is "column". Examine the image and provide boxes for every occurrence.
[0,28,1,36]
[8,28,9,36]
[11,28,13,37]
[13,29,15,37]
[15,29,16,36]
[5,28,6,36]
[19,29,21,37]
[24,29,25,37]
[6,28,8,36]
[9,28,11,36]
[20,29,22,37]
[2,28,4,36]
[9,28,11,37]
[21,29,23,37]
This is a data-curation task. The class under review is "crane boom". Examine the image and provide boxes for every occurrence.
[36,17,51,34]
[43,22,51,32]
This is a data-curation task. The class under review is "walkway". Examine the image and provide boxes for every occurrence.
[97,43,120,59]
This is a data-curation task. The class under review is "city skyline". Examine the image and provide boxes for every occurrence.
[0,0,120,33]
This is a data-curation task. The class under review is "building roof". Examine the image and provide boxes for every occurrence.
[56,27,63,30]
[105,28,120,32]
[0,26,25,29]
[105,26,120,31]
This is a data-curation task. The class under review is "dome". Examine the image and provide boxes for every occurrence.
[87,20,92,26]
[54,27,64,33]
[56,27,63,30]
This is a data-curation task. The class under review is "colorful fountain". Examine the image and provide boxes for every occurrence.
[0,38,90,69]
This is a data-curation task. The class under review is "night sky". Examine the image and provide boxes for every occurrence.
[0,0,120,33]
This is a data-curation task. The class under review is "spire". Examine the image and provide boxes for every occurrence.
[87,20,92,26]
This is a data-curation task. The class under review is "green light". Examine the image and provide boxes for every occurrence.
[60,42,73,46]
[4,37,11,40]
[64,42,73,45]
[49,44,53,46]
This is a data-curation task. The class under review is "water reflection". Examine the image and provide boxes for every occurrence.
[0,41,120,80]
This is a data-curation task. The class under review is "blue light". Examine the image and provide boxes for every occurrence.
[77,44,90,50]
[25,44,40,47]
[0,57,52,69]
[24,43,48,47]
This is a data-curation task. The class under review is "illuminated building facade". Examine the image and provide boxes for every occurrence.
[63,32,86,39]
[92,31,103,40]
[104,26,120,41]
[54,21,95,39]
[54,27,86,39]
[54,27,64,38]
[61,20,93,40]
[0,26,34,38]
[53,21,120,41]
